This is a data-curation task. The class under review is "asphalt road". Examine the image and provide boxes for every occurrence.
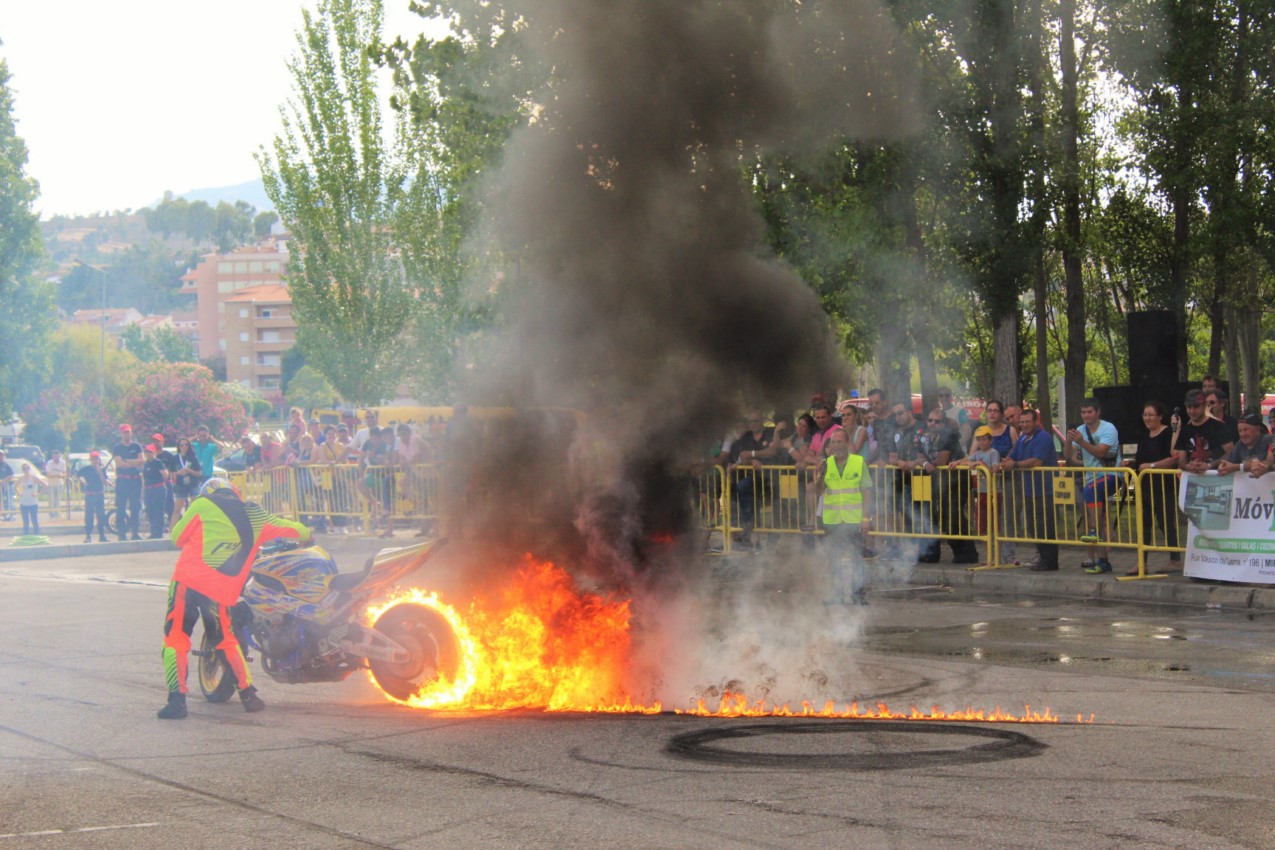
[2,544,1273,849]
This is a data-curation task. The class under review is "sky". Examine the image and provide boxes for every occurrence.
[0,1,448,218]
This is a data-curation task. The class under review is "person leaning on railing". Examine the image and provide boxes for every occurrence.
[1127,400,1180,574]
[997,409,1059,572]
[1217,413,1274,477]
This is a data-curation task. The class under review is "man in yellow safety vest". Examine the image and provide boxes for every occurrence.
[815,428,874,605]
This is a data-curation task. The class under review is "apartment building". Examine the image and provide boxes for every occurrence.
[223,285,295,391]
[179,241,292,361]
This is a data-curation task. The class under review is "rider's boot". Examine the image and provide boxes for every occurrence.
[239,685,266,713]
[157,691,187,720]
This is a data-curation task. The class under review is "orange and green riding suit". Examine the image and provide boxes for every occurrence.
[163,490,310,695]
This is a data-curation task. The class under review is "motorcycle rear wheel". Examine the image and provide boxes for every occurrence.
[197,619,239,703]
[369,603,459,702]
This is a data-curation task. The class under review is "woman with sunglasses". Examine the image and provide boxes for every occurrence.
[170,437,203,526]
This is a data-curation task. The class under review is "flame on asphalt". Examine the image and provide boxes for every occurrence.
[365,557,1093,724]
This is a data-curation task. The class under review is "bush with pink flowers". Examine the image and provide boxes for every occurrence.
[122,363,249,444]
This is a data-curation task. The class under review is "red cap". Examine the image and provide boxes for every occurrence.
[119,423,132,431]
[144,443,157,452]
[89,451,101,458]
[151,433,164,444]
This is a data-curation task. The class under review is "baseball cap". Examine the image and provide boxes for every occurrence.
[144,443,157,452]
[89,451,101,458]
[1184,389,1206,406]
[974,425,992,438]
[309,417,320,424]
[151,433,164,444]
[1241,412,1264,428]
[119,423,132,431]
[337,424,349,432]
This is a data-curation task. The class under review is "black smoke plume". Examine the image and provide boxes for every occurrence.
[458,0,919,588]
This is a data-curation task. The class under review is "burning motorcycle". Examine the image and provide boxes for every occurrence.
[194,537,458,704]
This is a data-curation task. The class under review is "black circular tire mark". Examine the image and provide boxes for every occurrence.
[665,721,1046,771]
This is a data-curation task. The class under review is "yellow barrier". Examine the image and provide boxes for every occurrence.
[726,464,816,540]
[215,460,1189,572]
[867,464,994,560]
[1122,467,1185,580]
[690,465,730,553]
[226,463,443,535]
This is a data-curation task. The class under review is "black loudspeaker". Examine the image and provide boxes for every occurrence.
[1127,310,1180,387]
[1094,383,1198,446]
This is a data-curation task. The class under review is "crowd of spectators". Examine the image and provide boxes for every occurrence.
[0,406,461,544]
[708,374,1275,572]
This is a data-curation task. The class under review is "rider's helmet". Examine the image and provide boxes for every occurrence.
[199,477,242,499]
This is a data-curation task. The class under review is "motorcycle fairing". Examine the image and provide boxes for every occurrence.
[250,544,339,602]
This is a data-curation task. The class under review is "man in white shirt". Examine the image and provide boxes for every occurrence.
[351,410,379,451]
[44,450,67,517]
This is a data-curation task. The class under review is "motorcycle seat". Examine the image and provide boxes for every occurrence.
[329,560,375,592]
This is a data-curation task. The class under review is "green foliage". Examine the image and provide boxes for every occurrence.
[259,0,418,404]
[57,242,189,315]
[218,380,273,421]
[21,326,141,448]
[254,210,280,238]
[285,365,339,415]
[384,33,522,398]
[0,53,47,417]
[119,324,196,364]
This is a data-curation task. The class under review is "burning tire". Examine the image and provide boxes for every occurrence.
[369,603,460,702]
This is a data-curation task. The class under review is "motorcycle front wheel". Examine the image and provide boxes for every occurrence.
[369,603,460,702]
[196,617,239,703]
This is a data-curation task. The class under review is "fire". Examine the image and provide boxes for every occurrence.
[366,555,653,712]
[365,556,1092,724]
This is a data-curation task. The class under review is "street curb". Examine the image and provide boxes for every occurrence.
[913,563,1272,611]
[0,538,173,562]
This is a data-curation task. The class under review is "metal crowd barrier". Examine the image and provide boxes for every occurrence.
[693,462,1189,575]
[1127,468,1186,579]
[225,463,444,535]
[866,464,995,556]
[690,465,730,553]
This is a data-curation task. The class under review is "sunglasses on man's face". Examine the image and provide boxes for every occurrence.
[928,418,944,424]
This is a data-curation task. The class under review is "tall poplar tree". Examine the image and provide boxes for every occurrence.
[0,47,49,416]
[259,0,415,404]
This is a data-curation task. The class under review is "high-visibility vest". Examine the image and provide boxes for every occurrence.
[823,453,866,525]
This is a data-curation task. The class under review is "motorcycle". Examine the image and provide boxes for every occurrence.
[194,536,458,704]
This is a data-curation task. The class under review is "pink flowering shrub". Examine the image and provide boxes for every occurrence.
[122,363,249,444]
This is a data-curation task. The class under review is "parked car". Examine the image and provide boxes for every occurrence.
[68,451,113,476]
[2,443,46,470]
[217,447,251,473]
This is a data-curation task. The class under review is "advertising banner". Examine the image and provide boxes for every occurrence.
[1180,472,1275,584]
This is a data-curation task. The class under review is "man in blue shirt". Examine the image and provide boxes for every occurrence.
[1064,398,1120,573]
[192,425,219,485]
[998,409,1059,571]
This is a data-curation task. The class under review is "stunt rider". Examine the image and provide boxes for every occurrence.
[159,478,311,720]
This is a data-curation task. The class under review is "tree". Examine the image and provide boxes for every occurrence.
[0,48,48,417]
[214,200,256,252]
[119,324,197,363]
[254,210,280,238]
[383,33,525,398]
[56,242,189,315]
[219,381,274,421]
[285,365,340,414]
[21,325,141,449]
[123,363,249,444]
[259,0,418,404]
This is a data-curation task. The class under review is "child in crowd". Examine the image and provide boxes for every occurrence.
[951,425,1000,537]
[18,463,46,535]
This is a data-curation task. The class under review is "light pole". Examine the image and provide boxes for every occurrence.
[75,261,108,403]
